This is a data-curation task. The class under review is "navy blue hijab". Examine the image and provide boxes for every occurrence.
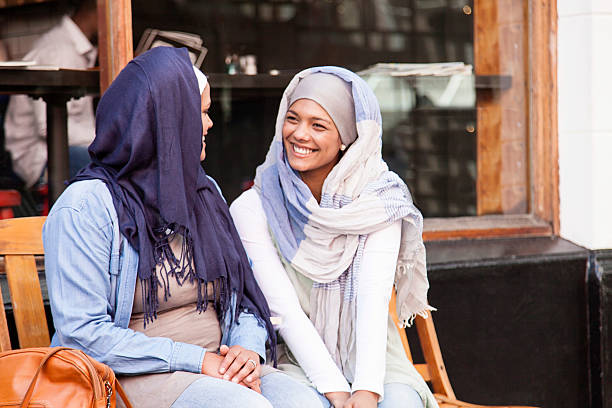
[73,47,276,358]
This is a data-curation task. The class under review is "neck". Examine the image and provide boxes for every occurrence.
[299,158,339,204]
[301,172,325,203]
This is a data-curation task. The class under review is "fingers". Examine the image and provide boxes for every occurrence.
[247,378,262,394]
[244,362,261,384]
[242,376,261,394]
[218,345,260,384]
[219,345,242,376]
[232,358,260,385]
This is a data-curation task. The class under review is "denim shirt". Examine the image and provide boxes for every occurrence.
[43,179,267,375]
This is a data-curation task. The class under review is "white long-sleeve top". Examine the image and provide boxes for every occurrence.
[230,188,401,397]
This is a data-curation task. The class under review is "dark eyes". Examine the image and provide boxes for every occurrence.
[285,115,327,130]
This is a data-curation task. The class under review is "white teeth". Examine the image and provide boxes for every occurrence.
[293,144,313,155]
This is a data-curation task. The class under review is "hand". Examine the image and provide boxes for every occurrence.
[201,351,256,390]
[218,345,262,392]
[324,391,350,408]
[343,390,379,408]
[201,351,225,379]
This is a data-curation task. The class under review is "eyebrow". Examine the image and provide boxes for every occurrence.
[286,109,332,124]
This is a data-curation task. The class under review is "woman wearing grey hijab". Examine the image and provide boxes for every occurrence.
[230,67,437,408]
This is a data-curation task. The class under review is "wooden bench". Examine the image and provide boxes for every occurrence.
[0,216,48,351]
[0,216,537,407]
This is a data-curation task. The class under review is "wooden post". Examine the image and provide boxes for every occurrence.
[530,0,559,234]
[97,0,133,94]
[474,0,528,215]
[45,96,69,205]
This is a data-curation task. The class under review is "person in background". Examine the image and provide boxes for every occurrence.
[43,47,319,408]
[230,67,439,408]
[3,0,98,188]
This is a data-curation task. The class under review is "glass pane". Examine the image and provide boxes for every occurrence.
[131,0,529,218]
[362,74,476,217]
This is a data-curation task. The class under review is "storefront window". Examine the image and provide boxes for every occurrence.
[132,0,530,219]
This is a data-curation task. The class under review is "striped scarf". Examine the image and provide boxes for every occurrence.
[253,66,434,379]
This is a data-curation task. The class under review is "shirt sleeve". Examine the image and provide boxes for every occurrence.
[225,307,268,363]
[43,191,205,375]
[229,189,351,394]
[351,220,401,399]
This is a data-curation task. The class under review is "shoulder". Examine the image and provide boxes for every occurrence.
[206,175,222,194]
[229,188,263,217]
[205,175,227,203]
[47,179,116,230]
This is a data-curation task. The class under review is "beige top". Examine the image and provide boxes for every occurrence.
[118,234,222,408]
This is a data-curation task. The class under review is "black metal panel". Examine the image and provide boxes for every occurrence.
[588,250,612,408]
[423,237,590,408]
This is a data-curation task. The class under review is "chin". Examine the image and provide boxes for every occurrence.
[287,157,308,172]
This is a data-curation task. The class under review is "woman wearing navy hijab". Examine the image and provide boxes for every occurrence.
[42,47,321,407]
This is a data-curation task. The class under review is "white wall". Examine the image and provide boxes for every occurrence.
[558,0,612,250]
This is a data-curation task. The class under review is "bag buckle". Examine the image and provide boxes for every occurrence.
[105,381,113,408]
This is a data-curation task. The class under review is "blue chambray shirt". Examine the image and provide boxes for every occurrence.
[43,179,267,375]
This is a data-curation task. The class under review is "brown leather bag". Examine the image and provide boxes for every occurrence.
[0,347,132,408]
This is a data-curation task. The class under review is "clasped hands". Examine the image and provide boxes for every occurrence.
[325,390,379,408]
[201,344,262,393]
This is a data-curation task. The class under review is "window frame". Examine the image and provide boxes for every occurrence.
[422,0,558,240]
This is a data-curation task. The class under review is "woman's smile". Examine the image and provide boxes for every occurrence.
[289,142,317,157]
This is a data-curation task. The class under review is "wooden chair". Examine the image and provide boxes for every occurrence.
[0,216,48,351]
[389,291,538,408]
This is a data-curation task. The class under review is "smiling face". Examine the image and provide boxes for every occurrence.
[282,98,342,180]
[200,83,213,161]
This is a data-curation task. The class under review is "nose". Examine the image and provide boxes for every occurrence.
[292,123,309,141]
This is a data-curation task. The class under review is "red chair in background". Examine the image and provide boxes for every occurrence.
[0,190,21,219]
[34,184,49,216]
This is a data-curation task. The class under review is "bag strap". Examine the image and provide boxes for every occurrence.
[20,347,76,408]
[115,379,133,408]
[19,347,134,408]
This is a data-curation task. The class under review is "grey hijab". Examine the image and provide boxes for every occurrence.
[289,72,358,147]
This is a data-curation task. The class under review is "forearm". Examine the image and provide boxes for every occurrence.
[279,312,351,393]
[52,318,206,374]
[230,190,350,393]
[352,221,401,397]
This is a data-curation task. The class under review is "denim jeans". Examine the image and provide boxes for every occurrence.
[312,382,425,408]
[170,372,323,408]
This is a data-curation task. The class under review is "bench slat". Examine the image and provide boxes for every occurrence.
[0,287,11,351]
[5,254,49,348]
[0,217,46,255]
